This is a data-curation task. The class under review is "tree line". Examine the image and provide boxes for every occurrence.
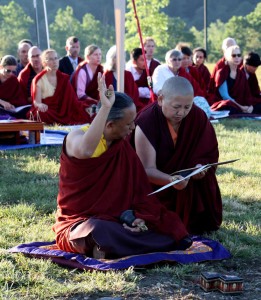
[0,1,260,62]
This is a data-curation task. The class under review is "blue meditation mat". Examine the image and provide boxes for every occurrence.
[8,236,231,271]
[0,130,67,150]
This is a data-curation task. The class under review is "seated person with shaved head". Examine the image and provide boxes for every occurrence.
[134,77,222,235]
[53,75,192,259]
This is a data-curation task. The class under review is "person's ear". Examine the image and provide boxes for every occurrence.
[105,120,114,129]
[157,93,163,107]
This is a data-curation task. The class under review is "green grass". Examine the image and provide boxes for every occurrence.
[0,119,260,299]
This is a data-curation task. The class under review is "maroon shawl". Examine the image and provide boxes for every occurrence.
[104,70,139,105]
[18,63,37,102]
[209,65,253,110]
[53,137,188,252]
[0,75,27,107]
[193,64,211,92]
[135,102,222,234]
[27,69,91,125]
[240,66,261,105]
[71,61,103,103]
[149,58,161,75]
[178,67,205,97]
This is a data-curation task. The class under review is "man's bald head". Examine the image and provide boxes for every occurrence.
[161,77,194,100]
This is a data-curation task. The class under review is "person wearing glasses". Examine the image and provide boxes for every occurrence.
[27,49,93,125]
[152,49,205,98]
[0,55,27,112]
[18,46,43,103]
[209,45,260,114]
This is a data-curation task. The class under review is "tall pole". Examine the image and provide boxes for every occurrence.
[204,0,208,52]
[114,0,126,93]
[43,0,50,48]
[33,0,40,47]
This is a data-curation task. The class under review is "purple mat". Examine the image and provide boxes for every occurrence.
[8,236,231,271]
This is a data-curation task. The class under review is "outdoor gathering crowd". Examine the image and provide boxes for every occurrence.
[1,36,260,259]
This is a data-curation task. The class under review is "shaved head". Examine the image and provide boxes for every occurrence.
[161,77,194,100]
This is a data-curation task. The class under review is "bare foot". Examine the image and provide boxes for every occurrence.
[92,245,105,259]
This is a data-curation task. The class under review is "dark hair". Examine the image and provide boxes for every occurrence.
[175,43,192,56]
[244,51,261,67]
[66,36,79,45]
[18,39,33,47]
[130,48,144,61]
[97,92,134,121]
[193,47,207,59]
[0,55,17,67]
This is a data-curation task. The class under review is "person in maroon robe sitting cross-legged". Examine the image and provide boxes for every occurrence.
[134,76,222,235]
[53,74,192,259]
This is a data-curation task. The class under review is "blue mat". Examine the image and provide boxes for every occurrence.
[0,130,67,150]
[8,236,231,271]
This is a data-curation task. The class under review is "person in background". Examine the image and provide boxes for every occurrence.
[18,46,43,103]
[240,51,261,107]
[126,48,151,111]
[53,75,192,259]
[27,49,93,125]
[209,45,261,114]
[104,45,139,106]
[143,37,161,76]
[134,77,222,235]
[0,55,27,111]
[16,42,32,76]
[59,36,83,76]
[71,44,103,106]
[192,47,211,92]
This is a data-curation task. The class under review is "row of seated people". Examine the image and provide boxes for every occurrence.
[1,37,260,125]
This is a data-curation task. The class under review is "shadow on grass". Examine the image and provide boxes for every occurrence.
[216,118,261,133]
[0,147,60,212]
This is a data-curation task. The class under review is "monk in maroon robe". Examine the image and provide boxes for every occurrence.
[134,77,222,234]
[53,77,191,258]
[104,70,139,105]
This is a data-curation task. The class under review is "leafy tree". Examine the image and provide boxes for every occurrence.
[0,1,33,57]
[49,6,81,56]
[125,0,170,56]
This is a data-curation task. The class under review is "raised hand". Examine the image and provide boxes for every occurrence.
[97,72,115,109]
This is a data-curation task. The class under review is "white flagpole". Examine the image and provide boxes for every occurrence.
[42,0,50,48]
[114,0,126,93]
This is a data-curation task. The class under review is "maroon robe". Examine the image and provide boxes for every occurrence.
[104,70,139,105]
[71,61,103,105]
[149,58,161,75]
[193,64,211,92]
[178,67,205,97]
[240,66,261,105]
[53,137,188,253]
[0,75,27,107]
[134,70,153,111]
[27,70,92,125]
[18,63,37,102]
[135,102,222,234]
[209,65,254,110]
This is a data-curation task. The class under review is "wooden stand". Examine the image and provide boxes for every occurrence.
[0,121,44,144]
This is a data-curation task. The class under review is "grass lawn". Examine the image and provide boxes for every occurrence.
[0,119,260,300]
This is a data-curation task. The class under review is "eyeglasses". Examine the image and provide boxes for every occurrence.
[231,54,241,58]
[45,57,59,62]
[170,58,182,62]
[4,69,16,75]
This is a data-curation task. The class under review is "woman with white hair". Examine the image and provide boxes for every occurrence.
[209,45,260,114]
[104,45,139,108]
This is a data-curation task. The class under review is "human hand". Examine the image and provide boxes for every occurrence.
[123,218,148,232]
[192,164,208,180]
[171,175,189,190]
[36,103,48,112]
[0,99,15,110]
[97,72,115,109]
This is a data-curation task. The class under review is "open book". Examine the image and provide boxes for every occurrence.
[0,104,31,118]
[148,159,239,196]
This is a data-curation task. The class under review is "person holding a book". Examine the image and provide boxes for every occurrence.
[0,55,27,112]
[134,76,222,235]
